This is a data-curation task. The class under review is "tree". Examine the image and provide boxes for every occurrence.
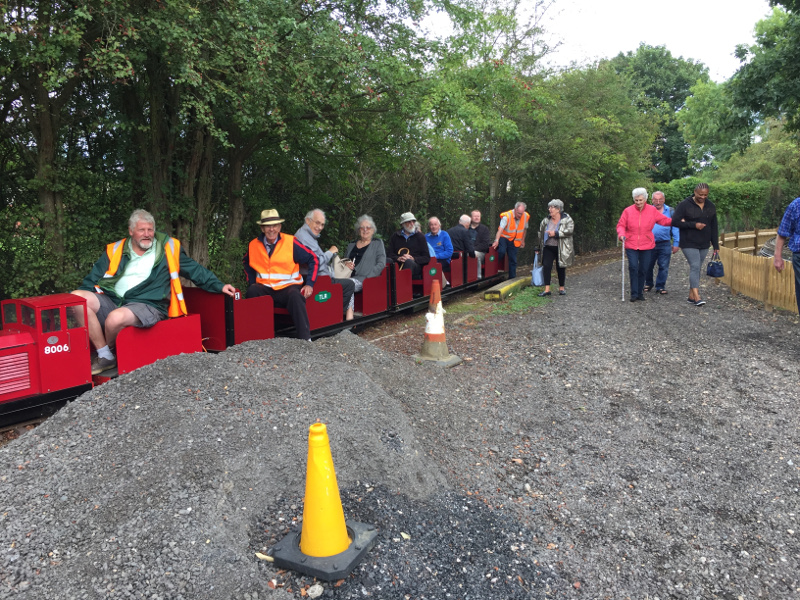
[607,44,710,182]
[677,80,752,168]
[730,5,800,130]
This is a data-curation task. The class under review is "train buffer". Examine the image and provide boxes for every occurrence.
[483,276,530,301]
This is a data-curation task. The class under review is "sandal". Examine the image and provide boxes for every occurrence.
[658,289,668,295]
[643,285,653,292]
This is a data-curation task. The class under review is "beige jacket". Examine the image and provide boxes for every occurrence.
[537,213,575,268]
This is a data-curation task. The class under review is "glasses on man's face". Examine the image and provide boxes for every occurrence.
[311,220,325,227]
[359,226,372,231]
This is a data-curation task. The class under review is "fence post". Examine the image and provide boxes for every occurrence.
[734,231,739,249]
[754,228,760,255]
[763,256,773,312]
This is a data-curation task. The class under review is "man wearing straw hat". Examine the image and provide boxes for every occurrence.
[243,209,319,341]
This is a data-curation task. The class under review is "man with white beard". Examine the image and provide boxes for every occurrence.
[387,212,430,279]
[71,208,235,374]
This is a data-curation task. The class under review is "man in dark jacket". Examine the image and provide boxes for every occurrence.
[469,210,492,278]
[72,209,236,375]
[447,215,476,259]
[387,212,430,278]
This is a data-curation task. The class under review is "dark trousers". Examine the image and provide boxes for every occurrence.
[246,283,311,341]
[397,259,422,278]
[541,245,565,287]
[332,277,355,313]
[645,240,672,290]
[626,248,653,300]
[496,237,519,278]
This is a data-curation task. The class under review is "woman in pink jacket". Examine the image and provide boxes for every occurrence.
[617,188,674,302]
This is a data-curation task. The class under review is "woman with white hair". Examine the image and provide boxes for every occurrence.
[535,199,575,296]
[616,188,674,302]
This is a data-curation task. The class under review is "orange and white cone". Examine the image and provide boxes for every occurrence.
[413,280,462,367]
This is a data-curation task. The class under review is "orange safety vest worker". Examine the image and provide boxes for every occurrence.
[247,235,304,290]
[95,237,188,317]
[499,210,530,247]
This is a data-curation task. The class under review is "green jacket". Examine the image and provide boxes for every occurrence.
[79,232,225,315]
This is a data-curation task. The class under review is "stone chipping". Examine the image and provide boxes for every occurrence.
[2,256,800,599]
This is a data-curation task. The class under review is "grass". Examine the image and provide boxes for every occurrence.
[491,286,550,315]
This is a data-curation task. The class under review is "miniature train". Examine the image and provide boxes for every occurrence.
[0,249,507,426]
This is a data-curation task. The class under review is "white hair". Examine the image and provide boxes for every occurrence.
[128,209,155,231]
[305,209,325,221]
[548,199,564,211]
[459,214,470,226]
[514,202,527,210]
[632,187,648,200]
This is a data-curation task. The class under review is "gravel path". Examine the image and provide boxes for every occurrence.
[2,256,799,599]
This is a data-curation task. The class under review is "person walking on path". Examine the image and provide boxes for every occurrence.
[644,190,680,294]
[535,199,575,297]
[671,183,720,306]
[492,202,529,278]
[616,188,674,302]
[773,196,800,310]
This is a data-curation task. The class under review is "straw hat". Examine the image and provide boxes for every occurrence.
[256,209,285,225]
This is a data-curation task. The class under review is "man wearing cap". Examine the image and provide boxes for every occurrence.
[491,201,529,278]
[294,208,356,319]
[243,209,320,341]
[387,212,430,278]
[71,208,236,375]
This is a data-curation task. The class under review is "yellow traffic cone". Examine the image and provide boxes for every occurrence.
[413,279,462,367]
[300,423,350,557]
[270,423,378,580]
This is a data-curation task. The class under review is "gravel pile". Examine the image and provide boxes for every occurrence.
[2,256,800,599]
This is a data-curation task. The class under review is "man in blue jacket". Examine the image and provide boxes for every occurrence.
[645,190,680,294]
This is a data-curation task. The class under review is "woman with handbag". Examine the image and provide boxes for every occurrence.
[343,215,386,319]
[535,199,575,296]
[671,183,720,307]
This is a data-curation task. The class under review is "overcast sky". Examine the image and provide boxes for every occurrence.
[539,0,774,82]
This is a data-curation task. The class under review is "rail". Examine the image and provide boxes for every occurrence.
[716,228,797,314]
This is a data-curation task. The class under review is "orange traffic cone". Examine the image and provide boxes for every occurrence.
[413,279,462,367]
[270,423,378,580]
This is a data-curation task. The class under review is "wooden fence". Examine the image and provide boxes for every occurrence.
[716,229,797,314]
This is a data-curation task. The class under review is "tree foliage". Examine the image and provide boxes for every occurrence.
[607,44,709,182]
[730,5,800,130]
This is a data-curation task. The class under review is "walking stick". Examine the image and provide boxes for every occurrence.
[621,238,625,302]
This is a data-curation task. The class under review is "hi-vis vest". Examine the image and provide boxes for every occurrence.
[96,237,187,317]
[500,210,530,247]
[248,235,303,290]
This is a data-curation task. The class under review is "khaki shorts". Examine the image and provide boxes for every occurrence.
[95,293,166,329]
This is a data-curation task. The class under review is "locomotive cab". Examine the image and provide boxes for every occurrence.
[0,294,92,424]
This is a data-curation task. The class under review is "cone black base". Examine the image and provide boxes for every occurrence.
[271,521,378,581]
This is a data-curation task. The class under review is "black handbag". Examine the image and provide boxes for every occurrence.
[706,254,724,278]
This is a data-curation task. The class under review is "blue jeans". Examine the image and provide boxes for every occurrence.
[646,241,673,290]
[497,237,519,278]
[626,248,653,299]
[792,253,800,312]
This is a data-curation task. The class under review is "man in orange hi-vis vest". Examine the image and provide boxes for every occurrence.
[491,201,530,278]
[72,209,236,375]
[242,209,320,341]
